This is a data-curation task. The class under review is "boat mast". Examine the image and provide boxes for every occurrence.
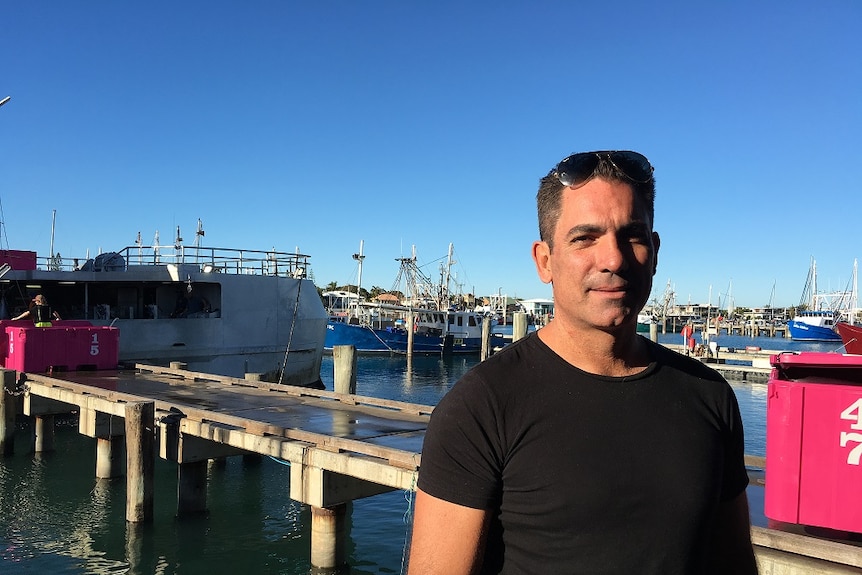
[853,259,858,326]
[441,243,454,309]
[812,259,817,310]
[352,240,365,305]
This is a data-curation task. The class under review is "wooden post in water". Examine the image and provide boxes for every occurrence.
[177,460,208,516]
[96,436,125,478]
[512,312,528,343]
[0,370,17,456]
[649,323,658,343]
[481,316,492,361]
[125,401,154,523]
[310,504,348,572]
[407,311,415,357]
[333,345,357,395]
[34,415,55,453]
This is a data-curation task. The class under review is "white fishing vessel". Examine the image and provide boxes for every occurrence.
[0,228,327,386]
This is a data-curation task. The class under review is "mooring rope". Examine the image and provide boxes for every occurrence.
[366,324,397,353]
[399,465,418,575]
[278,277,304,385]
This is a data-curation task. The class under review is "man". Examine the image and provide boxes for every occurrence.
[408,151,757,574]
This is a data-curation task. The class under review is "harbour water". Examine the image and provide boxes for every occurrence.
[0,332,840,574]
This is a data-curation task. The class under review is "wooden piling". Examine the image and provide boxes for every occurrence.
[177,460,208,516]
[441,334,454,357]
[310,504,348,573]
[649,323,658,342]
[512,312,528,343]
[125,401,154,523]
[333,345,357,395]
[480,316,492,361]
[0,370,17,456]
[34,415,55,452]
[96,436,125,479]
[407,311,415,357]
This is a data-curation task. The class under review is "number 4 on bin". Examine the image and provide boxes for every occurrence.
[839,398,862,465]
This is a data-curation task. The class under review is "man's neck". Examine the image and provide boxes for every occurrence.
[537,320,652,377]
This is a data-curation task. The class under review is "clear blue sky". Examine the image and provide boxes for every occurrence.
[1,1,859,308]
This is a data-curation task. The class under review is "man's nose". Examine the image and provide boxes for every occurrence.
[598,236,628,273]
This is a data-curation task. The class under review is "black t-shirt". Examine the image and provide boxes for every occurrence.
[417,332,749,575]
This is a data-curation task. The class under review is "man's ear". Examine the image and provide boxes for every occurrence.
[651,231,660,275]
[532,241,553,284]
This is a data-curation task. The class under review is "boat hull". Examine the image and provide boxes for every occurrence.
[324,320,489,354]
[836,322,862,354]
[787,319,841,341]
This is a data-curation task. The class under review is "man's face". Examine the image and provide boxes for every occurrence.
[532,178,659,332]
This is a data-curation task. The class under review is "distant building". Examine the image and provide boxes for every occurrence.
[520,298,554,322]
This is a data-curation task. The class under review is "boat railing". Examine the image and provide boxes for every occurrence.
[36,245,312,278]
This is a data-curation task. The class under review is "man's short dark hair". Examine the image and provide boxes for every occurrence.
[536,157,656,248]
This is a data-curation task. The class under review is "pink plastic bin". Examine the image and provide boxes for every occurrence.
[765,352,862,534]
[4,324,118,372]
[0,320,93,368]
[5,326,47,372]
[66,326,119,370]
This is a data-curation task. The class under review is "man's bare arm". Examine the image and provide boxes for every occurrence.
[407,488,491,575]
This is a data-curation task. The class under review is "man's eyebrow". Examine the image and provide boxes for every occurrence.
[563,223,604,237]
[563,221,651,238]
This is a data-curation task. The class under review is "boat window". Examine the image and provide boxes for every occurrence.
[449,315,455,325]
[457,316,463,326]
[469,315,477,326]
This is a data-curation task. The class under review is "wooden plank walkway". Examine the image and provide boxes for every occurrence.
[5,364,862,573]
[23,364,430,489]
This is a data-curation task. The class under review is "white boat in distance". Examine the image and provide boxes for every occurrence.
[0,239,327,386]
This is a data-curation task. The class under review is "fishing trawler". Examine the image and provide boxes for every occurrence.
[323,242,495,354]
[787,259,858,342]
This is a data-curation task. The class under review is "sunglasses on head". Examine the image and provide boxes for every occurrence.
[554,150,654,187]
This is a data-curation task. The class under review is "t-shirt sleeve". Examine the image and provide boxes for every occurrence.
[722,386,750,500]
[417,372,503,509]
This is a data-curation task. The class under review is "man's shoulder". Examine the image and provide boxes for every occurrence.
[646,338,728,383]
[477,331,548,370]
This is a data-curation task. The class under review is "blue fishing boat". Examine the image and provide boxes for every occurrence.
[787,258,857,342]
[323,242,496,354]
[325,308,494,353]
[786,311,841,341]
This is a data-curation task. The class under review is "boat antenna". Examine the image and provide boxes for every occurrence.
[175,225,184,263]
[50,209,56,264]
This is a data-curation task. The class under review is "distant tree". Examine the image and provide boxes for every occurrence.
[368,285,384,299]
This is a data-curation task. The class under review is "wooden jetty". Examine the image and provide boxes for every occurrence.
[2,358,862,573]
